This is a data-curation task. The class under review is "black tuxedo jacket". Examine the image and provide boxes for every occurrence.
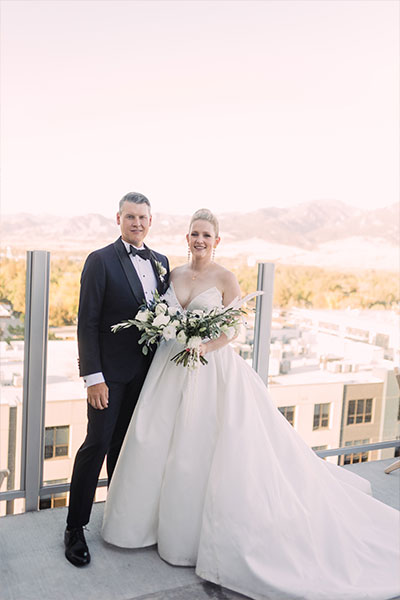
[77,237,170,383]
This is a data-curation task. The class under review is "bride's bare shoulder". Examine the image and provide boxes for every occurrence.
[170,264,189,281]
[171,265,187,275]
[214,263,237,283]
[213,264,240,294]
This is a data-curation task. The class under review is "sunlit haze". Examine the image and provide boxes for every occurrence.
[1,0,398,217]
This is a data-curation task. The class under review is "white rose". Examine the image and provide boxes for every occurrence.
[176,330,187,345]
[187,336,202,349]
[136,309,150,322]
[233,322,241,335]
[170,319,181,328]
[155,303,168,315]
[167,306,179,316]
[162,324,177,341]
[152,314,170,328]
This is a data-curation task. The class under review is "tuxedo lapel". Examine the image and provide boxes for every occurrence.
[148,247,167,294]
[113,238,146,305]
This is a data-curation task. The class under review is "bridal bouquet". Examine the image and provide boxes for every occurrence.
[111,291,260,369]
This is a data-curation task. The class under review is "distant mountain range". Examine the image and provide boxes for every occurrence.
[1,200,398,271]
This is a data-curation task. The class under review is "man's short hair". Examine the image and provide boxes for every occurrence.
[119,192,151,214]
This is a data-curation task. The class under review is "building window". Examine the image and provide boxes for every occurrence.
[374,333,389,349]
[341,439,369,465]
[345,327,369,342]
[395,437,400,458]
[39,479,68,510]
[347,399,373,425]
[313,403,330,430]
[44,426,69,459]
[278,406,295,426]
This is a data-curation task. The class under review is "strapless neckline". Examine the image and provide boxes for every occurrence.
[170,282,222,311]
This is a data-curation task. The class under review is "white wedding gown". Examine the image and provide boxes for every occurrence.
[102,286,400,600]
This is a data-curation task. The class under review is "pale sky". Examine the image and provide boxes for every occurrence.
[1,0,398,217]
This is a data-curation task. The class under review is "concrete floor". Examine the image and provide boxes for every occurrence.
[0,458,399,600]
[0,502,246,600]
[342,455,400,510]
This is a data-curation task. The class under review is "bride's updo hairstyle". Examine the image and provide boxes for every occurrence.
[189,208,219,237]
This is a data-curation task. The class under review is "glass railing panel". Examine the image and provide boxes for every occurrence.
[227,259,258,364]
[214,261,400,467]
[0,255,26,516]
[267,307,400,464]
[41,254,107,511]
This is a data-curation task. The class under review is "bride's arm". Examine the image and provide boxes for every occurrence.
[199,271,242,356]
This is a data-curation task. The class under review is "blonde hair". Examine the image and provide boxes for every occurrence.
[189,208,219,237]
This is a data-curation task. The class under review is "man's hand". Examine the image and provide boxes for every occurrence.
[87,382,109,410]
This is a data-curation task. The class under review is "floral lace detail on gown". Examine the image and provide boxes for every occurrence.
[102,285,400,600]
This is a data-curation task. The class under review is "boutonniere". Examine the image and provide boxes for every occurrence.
[154,260,167,283]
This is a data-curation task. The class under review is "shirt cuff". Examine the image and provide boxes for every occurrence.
[83,372,105,388]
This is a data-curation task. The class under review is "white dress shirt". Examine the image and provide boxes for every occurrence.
[83,240,158,388]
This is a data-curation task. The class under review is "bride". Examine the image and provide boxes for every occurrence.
[102,209,400,600]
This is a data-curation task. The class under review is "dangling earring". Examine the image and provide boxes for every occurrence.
[187,246,191,262]
[212,247,216,261]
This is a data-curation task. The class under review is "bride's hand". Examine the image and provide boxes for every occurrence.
[199,331,233,356]
[199,342,209,356]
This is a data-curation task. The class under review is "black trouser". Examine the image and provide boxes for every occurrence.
[67,374,147,528]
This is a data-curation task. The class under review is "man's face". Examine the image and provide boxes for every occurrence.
[117,201,152,247]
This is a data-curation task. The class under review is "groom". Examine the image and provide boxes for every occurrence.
[65,192,169,566]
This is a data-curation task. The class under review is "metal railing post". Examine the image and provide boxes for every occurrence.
[252,262,275,386]
[21,251,50,511]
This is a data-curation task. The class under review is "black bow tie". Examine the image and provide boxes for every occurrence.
[129,245,151,260]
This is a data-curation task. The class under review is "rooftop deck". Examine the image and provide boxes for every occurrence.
[1,458,399,600]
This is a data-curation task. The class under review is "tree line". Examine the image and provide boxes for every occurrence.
[0,256,398,330]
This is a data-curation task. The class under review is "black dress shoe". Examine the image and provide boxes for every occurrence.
[64,526,91,567]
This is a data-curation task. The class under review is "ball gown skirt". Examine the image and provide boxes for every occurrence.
[102,287,400,600]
